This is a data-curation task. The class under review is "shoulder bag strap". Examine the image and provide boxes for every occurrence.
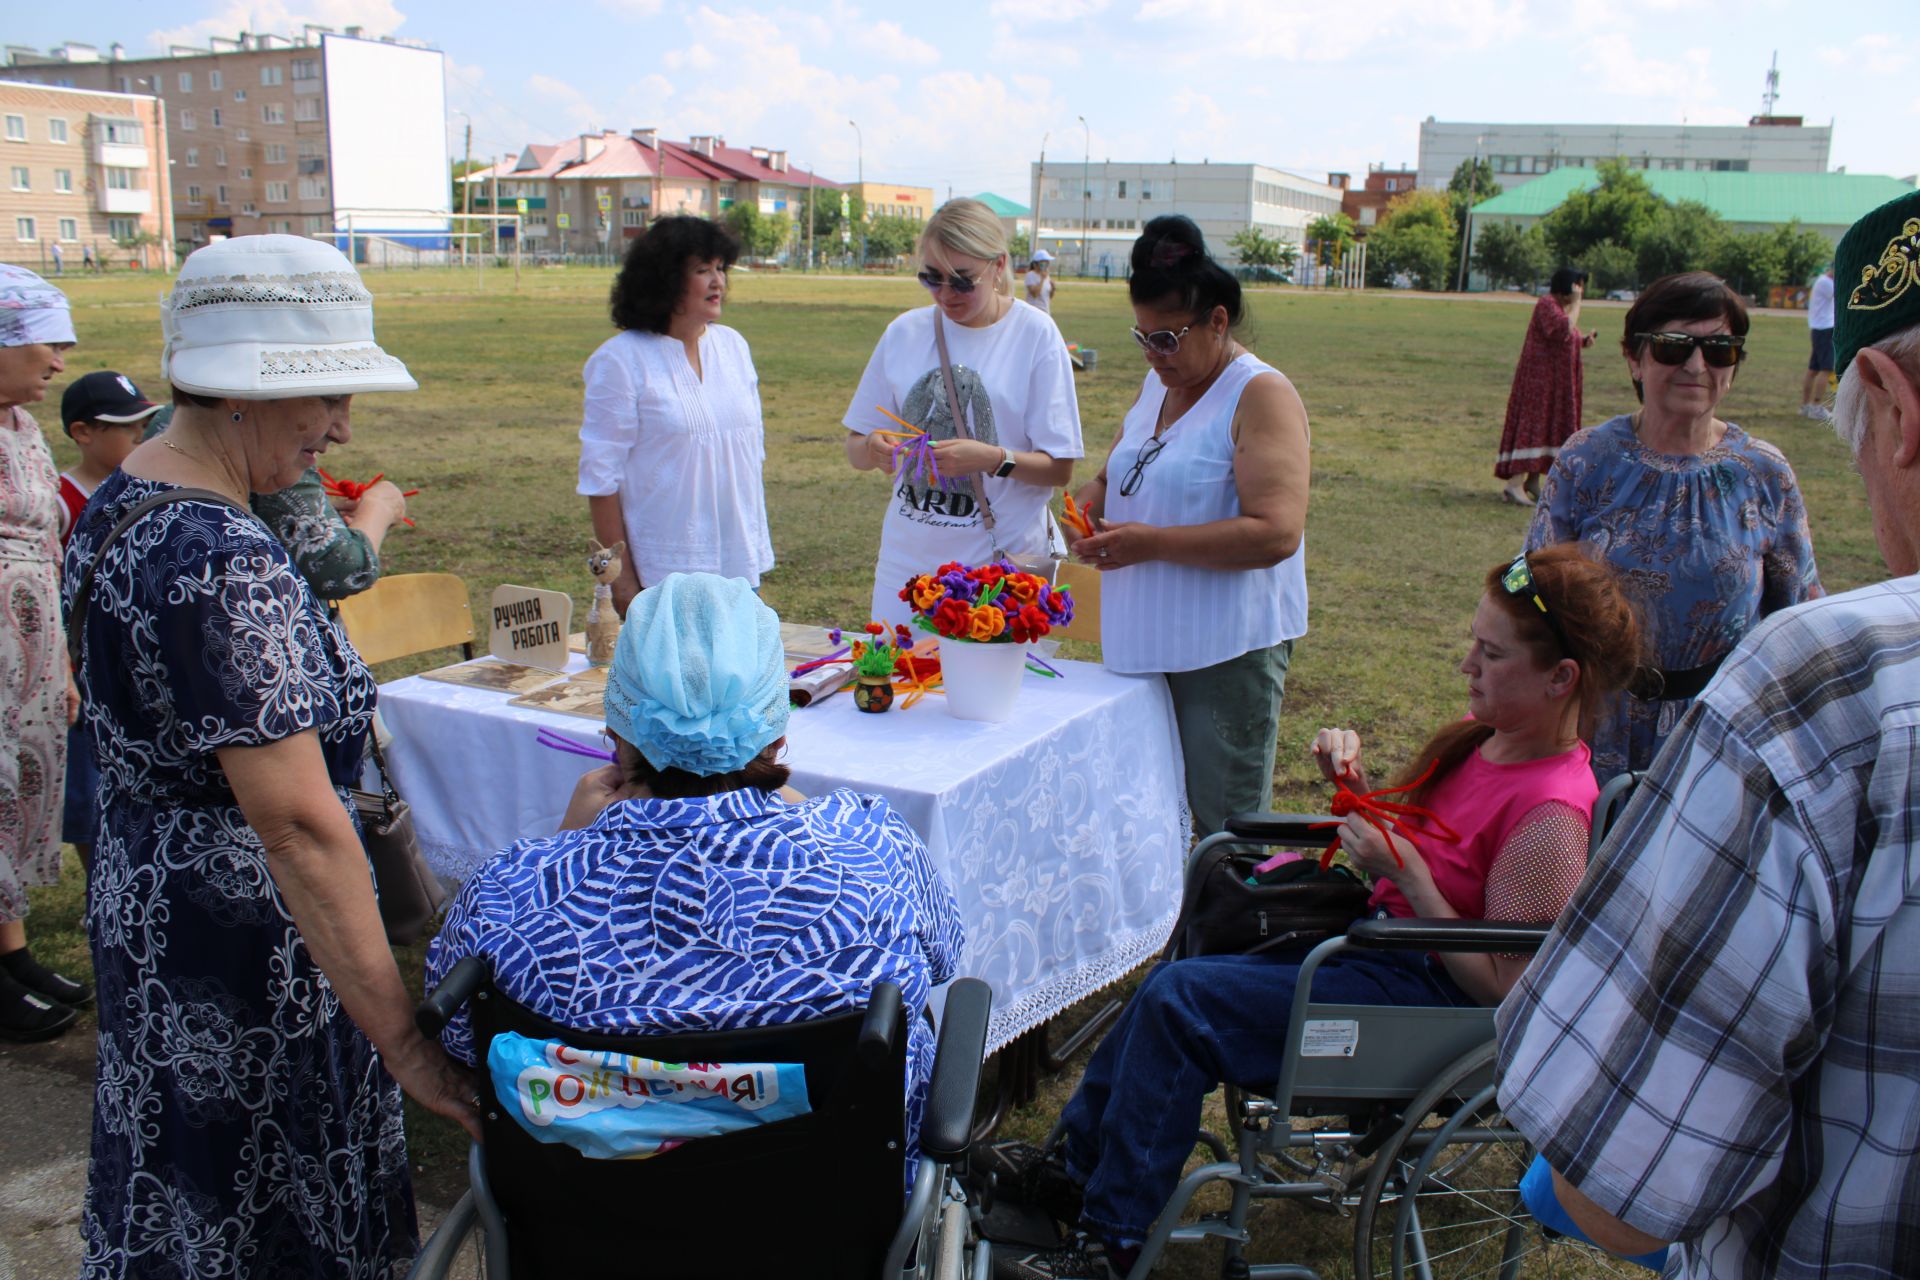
[932,309,1004,560]
[67,487,253,673]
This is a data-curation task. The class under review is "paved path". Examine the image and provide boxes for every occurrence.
[0,1039,465,1280]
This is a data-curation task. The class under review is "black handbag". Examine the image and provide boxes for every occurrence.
[1166,846,1372,960]
[350,733,446,946]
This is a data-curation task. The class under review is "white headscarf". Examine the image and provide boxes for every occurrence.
[0,265,76,347]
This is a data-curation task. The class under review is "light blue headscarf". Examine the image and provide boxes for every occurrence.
[0,264,76,348]
[603,573,790,776]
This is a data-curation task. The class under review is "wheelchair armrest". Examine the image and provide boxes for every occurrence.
[415,955,489,1038]
[1222,812,1332,844]
[857,981,905,1073]
[920,978,992,1164]
[1344,917,1554,954]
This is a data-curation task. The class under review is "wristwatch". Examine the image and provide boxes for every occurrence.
[993,449,1017,479]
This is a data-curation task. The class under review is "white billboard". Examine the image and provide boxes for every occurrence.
[322,34,449,243]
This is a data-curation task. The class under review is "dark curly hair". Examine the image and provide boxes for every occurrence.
[1128,214,1244,327]
[608,215,742,334]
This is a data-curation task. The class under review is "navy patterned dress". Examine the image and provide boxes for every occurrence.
[63,473,415,1279]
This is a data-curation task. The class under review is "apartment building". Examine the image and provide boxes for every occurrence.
[847,182,933,223]
[1,80,171,268]
[1327,165,1421,229]
[1030,158,1345,272]
[2,28,448,255]
[465,130,838,256]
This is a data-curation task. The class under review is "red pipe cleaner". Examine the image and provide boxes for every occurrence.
[1315,757,1462,870]
[317,469,418,526]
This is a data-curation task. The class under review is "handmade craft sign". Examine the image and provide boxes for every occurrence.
[489,585,572,672]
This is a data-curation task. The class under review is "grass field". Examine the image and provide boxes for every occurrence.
[23,264,1879,1276]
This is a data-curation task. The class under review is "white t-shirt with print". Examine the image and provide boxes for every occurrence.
[844,299,1083,626]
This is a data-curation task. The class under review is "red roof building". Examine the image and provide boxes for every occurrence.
[463,129,839,255]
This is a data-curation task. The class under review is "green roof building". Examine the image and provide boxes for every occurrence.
[1468,166,1917,249]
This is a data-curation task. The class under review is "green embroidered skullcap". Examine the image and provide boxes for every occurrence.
[1835,188,1920,377]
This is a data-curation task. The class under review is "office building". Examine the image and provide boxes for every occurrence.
[1029,159,1343,273]
[1419,117,1833,193]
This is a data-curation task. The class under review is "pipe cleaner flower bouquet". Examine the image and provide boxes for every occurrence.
[900,561,1075,721]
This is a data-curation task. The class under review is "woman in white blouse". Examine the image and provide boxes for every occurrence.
[580,216,774,611]
[843,198,1083,627]
[1070,216,1310,839]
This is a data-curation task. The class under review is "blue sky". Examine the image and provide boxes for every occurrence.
[12,1,1918,199]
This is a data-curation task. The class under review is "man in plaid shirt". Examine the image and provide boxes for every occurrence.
[1496,190,1920,1276]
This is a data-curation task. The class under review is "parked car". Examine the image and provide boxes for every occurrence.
[1606,288,1638,301]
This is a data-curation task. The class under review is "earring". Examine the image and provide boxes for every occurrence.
[230,411,243,423]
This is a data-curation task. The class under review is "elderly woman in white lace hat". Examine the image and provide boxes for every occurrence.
[62,236,477,1280]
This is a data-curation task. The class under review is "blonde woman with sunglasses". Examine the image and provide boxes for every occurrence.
[843,198,1082,627]
[1066,215,1310,840]
[1526,270,1821,779]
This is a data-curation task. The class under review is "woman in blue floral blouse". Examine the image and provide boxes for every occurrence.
[1527,271,1820,779]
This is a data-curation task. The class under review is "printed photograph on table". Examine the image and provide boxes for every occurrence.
[418,660,569,695]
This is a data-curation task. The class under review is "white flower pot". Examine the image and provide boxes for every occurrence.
[938,638,1026,723]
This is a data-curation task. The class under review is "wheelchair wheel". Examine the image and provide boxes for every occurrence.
[409,1191,495,1280]
[1351,1044,1650,1280]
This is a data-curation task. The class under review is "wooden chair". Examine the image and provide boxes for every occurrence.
[1053,560,1101,643]
[337,572,476,666]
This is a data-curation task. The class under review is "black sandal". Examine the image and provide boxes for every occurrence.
[0,969,80,1043]
[0,947,92,1007]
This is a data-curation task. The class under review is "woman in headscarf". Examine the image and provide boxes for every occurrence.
[0,264,89,1041]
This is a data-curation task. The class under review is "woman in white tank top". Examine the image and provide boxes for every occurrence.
[1069,216,1310,838]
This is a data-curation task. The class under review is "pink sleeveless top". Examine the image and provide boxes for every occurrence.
[1369,741,1597,919]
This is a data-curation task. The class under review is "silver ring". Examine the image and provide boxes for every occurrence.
[1100,549,1110,559]
[470,1093,483,1110]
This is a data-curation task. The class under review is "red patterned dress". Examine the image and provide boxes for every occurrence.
[0,405,66,923]
[1495,295,1584,479]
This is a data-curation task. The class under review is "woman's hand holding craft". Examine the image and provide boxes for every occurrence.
[1073,521,1154,570]
[929,437,1005,477]
[1339,811,1426,887]
[862,430,898,471]
[1311,728,1365,789]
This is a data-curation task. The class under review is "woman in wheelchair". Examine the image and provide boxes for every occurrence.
[424,573,964,1167]
[996,545,1643,1280]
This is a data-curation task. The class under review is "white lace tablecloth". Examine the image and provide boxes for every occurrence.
[376,655,1189,1053]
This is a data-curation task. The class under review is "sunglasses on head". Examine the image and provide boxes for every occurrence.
[1633,331,1746,368]
[1500,553,1572,655]
[1130,325,1192,357]
[917,269,981,294]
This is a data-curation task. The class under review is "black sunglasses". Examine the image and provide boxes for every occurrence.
[917,269,981,294]
[1633,331,1746,369]
[1500,553,1571,655]
[1118,435,1168,496]
[1130,325,1192,357]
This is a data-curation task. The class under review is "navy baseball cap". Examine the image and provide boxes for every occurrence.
[61,371,161,427]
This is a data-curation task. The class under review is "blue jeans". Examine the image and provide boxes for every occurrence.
[1059,947,1471,1242]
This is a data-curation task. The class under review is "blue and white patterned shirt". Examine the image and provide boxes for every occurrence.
[1496,575,1920,1278]
[426,786,964,1159]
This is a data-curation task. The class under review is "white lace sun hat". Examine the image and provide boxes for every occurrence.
[161,234,417,398]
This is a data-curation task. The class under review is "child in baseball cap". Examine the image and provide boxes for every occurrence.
[57,371,162,545]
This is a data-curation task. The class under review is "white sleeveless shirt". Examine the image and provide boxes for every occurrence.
[1099,354,1308,674]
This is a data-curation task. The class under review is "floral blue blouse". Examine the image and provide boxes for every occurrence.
[1526,414,1821,780]
[425,785,964,1170]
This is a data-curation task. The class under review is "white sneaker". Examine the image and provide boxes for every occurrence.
[1807,404,1834,423]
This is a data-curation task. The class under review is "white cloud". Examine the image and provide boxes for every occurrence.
[526,73,606,135]
[1131,0,1525,62]
[1815,34,1911,77]
[147,0,407,51]
[989,0,1109,21]
[850,19,940,67]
